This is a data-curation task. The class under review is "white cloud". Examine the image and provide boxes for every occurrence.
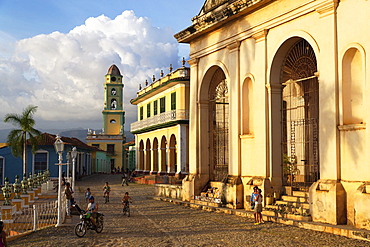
[0,10,181,131]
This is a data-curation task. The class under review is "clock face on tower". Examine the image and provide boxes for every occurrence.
[111,77,116,82]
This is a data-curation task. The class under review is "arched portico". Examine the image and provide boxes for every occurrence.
[144,139,151,173]
[269,37,319,191]
[138,140,144,171]
[198,66,229,182]
[152,138,159,173]
[168,134,177,174]
[160,136,167,173]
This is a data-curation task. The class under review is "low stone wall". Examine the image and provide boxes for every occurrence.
[154,184,183,200]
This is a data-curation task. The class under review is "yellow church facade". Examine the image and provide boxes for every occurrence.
[130,64,190,177]
[175,0,370,231]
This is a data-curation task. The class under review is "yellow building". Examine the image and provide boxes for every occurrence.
[173,0,370,232]
[130,61,189,177]
[87,64,125,172]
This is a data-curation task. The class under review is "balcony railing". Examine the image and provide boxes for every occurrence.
[131,109,189,133]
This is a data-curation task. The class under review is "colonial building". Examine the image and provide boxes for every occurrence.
[0,133,99,183]
[87,64,126,172]
[130,62,190,177]
[174,0,370,230]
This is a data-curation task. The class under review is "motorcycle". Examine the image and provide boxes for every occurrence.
[73,203,104,237]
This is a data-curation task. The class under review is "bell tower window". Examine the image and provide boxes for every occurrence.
[111,99,117,110]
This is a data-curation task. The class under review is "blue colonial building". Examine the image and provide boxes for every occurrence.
[0,133,107,185]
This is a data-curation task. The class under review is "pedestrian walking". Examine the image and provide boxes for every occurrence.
[249,186,258,210]
[254,188,264,225]
[121,173,129,186]
[103,182,110,203]
[64,182,74,217]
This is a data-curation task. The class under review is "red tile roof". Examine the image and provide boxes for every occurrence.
[27,133,103,152]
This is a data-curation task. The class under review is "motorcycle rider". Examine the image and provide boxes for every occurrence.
[86,196,98,228]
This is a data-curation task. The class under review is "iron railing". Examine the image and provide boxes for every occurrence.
[131,109,189,132]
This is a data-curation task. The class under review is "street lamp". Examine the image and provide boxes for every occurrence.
[71,147,77,192]
[54,134,64,227]
[66,152,70,183]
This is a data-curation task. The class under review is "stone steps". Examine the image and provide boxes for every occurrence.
[275,200,310,209]
[190,199,223,208]
[264,187,311,220]
[281,195,308,203]
[262,209,312,221]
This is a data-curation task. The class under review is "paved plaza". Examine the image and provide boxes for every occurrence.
[9,174,370,247]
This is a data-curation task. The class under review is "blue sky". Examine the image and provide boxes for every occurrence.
[0,0,204,131]
[0,1,202,41]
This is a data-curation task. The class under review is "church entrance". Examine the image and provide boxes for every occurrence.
[280,39,319,190]
[209,68,229,182]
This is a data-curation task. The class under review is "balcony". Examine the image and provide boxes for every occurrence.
[131,109,189,133]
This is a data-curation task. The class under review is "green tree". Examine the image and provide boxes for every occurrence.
[4,105,42,176]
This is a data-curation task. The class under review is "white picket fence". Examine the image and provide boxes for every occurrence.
[1,196,67,239]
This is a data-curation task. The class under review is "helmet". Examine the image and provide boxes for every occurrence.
[89,196,94,200]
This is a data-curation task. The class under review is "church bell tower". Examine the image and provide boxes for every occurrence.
[103,64,125,135]
[87,64,126,172]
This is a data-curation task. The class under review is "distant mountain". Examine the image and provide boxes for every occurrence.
[0,128,134,143]
[0,129,10,143]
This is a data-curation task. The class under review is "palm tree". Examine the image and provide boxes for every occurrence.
[4,105,42,176]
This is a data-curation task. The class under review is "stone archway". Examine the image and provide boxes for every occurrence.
[270,38,319,190]
[169,134,177,174]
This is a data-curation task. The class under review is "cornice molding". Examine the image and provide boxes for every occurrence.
[188,58,199,67]
[315,0,338,18]
[252,29,268,43]
[227,41,241,53]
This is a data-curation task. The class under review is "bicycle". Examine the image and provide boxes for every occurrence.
[104,193,109,204]
[122,201,132,217]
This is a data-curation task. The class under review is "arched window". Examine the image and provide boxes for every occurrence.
[111,99,117,110]
[242,77,253,134]
[209,68,229,182]
[342,48,364,125]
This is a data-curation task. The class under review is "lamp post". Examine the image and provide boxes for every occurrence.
[54,134,64,227]
[71,147,77,192]
[66,152,70,183]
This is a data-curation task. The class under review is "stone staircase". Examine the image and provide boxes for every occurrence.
[134,175,182,185]
[263,189,312,221]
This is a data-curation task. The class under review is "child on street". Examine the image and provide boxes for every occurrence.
[121,192,133,210]
[103,182,111,203]
[85,188,91,203]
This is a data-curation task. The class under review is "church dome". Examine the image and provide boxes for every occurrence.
[107,64,121,76]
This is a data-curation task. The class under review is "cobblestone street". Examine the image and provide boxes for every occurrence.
[9,174,370,247]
